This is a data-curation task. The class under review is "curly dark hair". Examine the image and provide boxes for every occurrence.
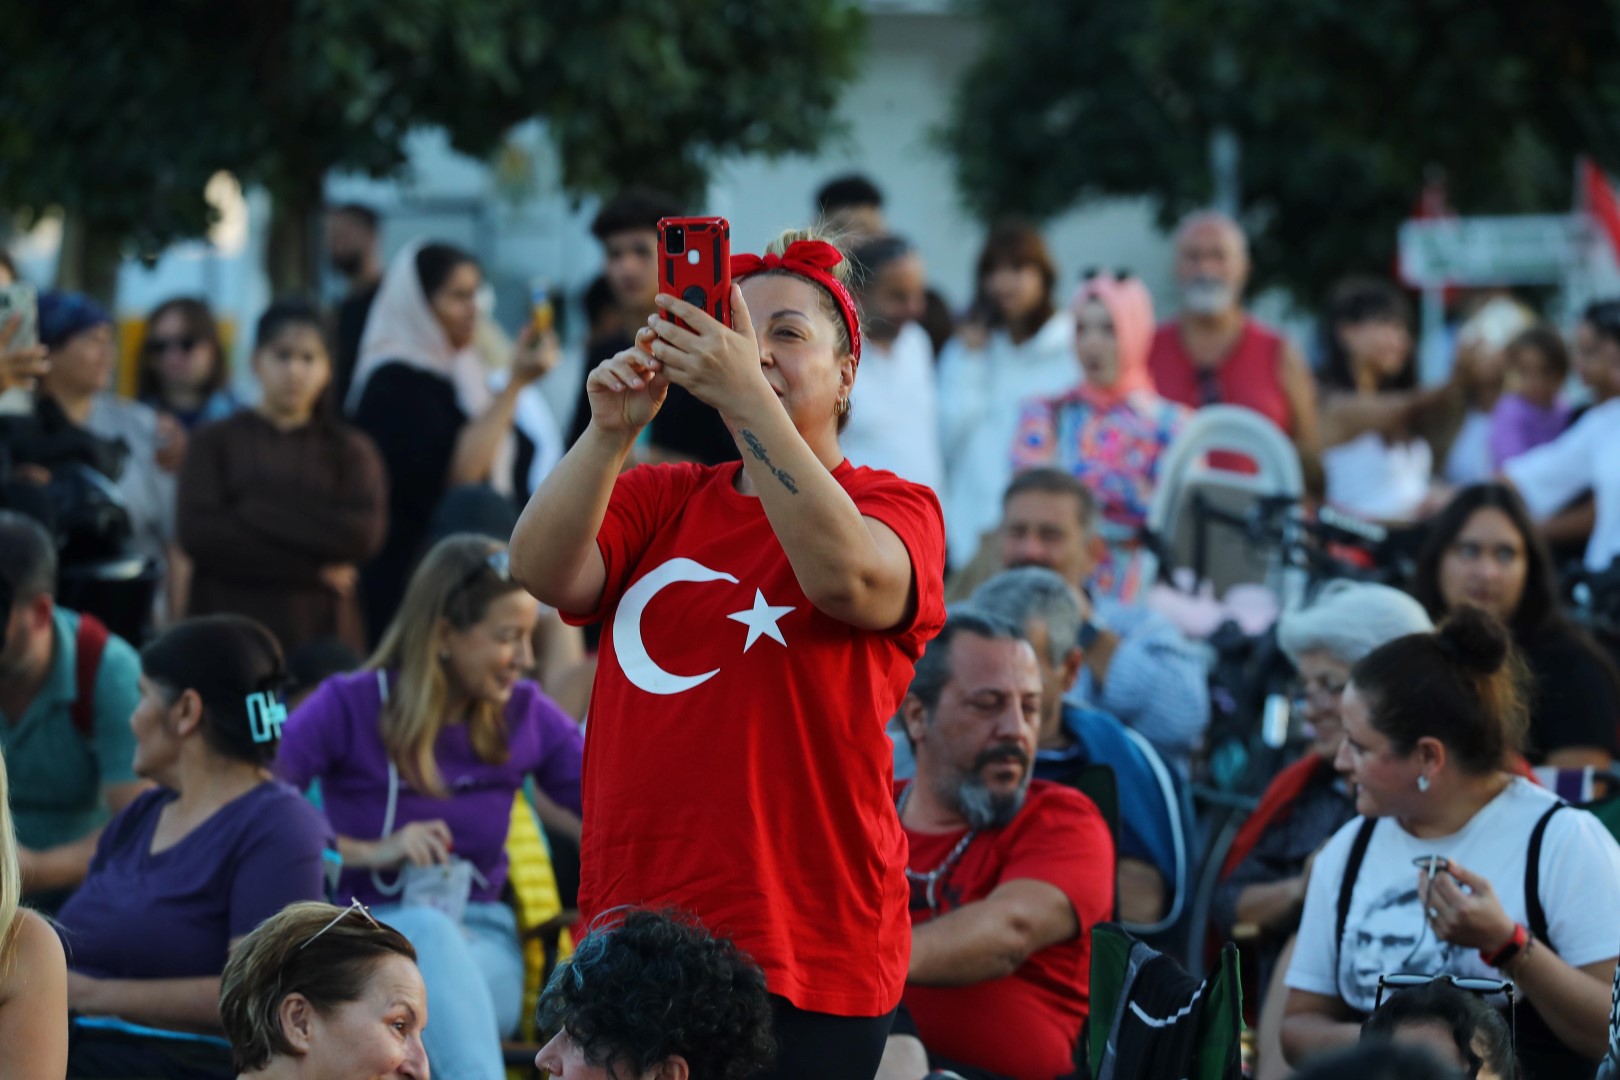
[536,909,775,1080]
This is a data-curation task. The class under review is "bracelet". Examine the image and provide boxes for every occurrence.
[1481,923,1529,969]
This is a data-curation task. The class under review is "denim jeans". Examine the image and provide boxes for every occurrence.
[374,901,525,1080]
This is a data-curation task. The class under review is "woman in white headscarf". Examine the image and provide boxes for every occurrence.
[348,240,557,636]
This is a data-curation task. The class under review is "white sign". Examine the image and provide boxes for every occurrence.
[1398,215,1587,287]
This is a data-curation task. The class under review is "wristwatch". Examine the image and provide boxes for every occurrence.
[1481,922,1529,969]
[1078,619,1101,650]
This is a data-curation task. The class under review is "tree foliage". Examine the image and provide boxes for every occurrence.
[944,0,1620,304]
[0,0,864,294]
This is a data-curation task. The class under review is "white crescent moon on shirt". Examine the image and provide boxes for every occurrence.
[613,557,740,695]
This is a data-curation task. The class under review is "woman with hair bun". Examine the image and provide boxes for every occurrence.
[512,226,947,1079]
[55,615,331,1078]
[1282,607,1620,1079]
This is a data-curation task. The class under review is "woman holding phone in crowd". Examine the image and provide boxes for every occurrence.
[346,241,558,636]
[511,227,947,1080]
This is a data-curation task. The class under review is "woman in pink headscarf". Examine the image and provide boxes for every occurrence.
[1011,271,1190,598]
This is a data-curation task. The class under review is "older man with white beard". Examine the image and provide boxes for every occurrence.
[1146,209,1320,469]
[880,609,1115,1080]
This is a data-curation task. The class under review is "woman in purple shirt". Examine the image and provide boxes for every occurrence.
[56,616,330,1080]
[277,535,584,1080]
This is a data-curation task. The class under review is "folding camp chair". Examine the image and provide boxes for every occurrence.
[1087,922,1244,1080]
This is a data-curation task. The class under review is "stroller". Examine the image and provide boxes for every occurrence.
[1137,405,1309,619]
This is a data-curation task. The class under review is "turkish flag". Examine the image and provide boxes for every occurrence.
[1582,158,1620,262]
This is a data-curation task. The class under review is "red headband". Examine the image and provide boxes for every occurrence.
[731,240,862,364]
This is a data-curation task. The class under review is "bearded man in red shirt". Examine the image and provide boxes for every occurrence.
[882,609,1115,1080]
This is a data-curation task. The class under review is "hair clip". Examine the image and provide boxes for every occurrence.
[246,691,288,744]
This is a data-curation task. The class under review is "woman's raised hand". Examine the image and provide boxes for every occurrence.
[645,286,771,419]
[585,336,669,437]
[511,323,561,387]
[0,314,47,394]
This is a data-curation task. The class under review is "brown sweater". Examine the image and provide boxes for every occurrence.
[178,411,388,656]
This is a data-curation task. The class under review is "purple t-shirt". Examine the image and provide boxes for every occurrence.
[276,670,584,907]
[1489,391,1571,470]
[56,783,331,979]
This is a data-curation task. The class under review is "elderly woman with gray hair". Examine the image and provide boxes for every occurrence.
[1215,580,1433,1080]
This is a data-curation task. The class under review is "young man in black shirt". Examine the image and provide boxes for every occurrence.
[324,203,384,410]
[565,189,739,465]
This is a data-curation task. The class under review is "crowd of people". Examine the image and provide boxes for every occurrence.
[1,169,1619,1080]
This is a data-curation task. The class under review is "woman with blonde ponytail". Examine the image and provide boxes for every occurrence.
[512,226,947,1079]
[0,749,69,1079]
[276,534,583,1080]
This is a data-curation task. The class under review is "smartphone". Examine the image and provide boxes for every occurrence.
[529,277,554,335]
[657,216,731,331]
[0,281,38,350]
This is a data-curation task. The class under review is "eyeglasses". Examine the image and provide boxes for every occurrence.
[299,898,381,951]
[144,335,199,356]
[1290,674,1349,712]
[453,549,512,597]
[1395,854,1451,968]
[1375,972,1516,1066]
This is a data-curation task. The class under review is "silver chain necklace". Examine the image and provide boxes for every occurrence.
[897,785,977,911]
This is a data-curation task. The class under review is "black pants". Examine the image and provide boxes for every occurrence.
[67,1023,233,1080]
[756,995,895,1080]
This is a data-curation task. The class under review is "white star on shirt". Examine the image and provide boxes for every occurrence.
[726,589,796,652]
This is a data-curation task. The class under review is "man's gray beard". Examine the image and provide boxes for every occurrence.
[938,769,1031,830]
[1181,278,1237,315]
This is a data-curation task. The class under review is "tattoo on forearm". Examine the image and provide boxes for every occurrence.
[739,430,799,494]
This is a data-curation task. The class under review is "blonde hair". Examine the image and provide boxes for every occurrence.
[364,535,521,796]
[756,226,858,360]
[0,750,20,971]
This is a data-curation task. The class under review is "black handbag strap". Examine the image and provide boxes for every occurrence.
[1524,801,1565,949]
[1335,817,1379,972]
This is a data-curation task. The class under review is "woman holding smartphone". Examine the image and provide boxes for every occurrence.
[511,228,946,1080]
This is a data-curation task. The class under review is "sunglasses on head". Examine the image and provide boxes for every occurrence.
[299,897,382,951]
[1081,266,1135,282]
[1376,971,1516,1066]
[453,549,512,597]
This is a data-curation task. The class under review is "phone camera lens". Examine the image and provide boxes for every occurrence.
[666,226,686,255]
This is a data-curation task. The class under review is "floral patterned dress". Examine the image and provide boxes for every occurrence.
[1012,388,1189,599]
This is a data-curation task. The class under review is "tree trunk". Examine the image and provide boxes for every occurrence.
[266,172,324,297]
[55,212,124,307]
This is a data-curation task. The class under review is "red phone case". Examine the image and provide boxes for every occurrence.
[658,216,732,330]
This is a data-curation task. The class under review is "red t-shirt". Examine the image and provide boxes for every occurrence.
[1147,317,1290,435]
[564,460,946,1016]
[902,781,1115,1080]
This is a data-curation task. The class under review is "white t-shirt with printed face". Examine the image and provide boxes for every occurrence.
[1505,398,1620,573]
[1287,777,1620,1014]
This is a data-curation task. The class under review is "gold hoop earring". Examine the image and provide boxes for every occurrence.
[835,396,850,418]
